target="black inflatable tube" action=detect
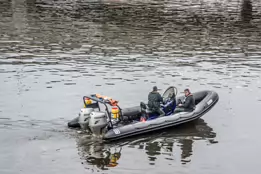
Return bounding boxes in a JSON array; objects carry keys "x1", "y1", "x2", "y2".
[
  {"x1": 103, "y1": 90, "x2": 219, "y2": 141},
  {"x1": 67, "y1": 116, "x2": 80, "y2": 128}
]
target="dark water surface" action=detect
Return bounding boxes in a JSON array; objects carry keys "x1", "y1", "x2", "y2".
[{"x1": 1, "y1": 0, "x2": 261, "y2": 173}]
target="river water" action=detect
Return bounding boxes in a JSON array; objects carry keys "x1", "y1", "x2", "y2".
[{"x1": 0, "y1": 0, "x2": 261, "y2": 173}]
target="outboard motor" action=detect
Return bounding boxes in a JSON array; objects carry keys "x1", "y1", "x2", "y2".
[
  {"x1": 88, "y1": 111, "x2": 108, "y2": 137},
  {"x1": 78, "y1": 108, "x2": 94, "y2": 130}
]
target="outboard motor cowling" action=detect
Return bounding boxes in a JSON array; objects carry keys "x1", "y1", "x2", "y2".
[
  {"x1": 78, "y1": 108, "x2": 94, "y2": 130},
  {"x1": 88, "y1": 111, "x2": 108, "y2": 137}
]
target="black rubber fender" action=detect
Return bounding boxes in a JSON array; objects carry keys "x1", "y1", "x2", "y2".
[{"x1": 68, "y1": 116, "x2": 80, "y2": 128}]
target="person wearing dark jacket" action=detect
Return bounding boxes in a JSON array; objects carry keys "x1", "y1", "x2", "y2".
[
  {"x1": 148, "y1": 86, "x2": 165, "y2": 117},
  {"x1": 175, "y1": 88, "x2": 195, "y2": 113}
]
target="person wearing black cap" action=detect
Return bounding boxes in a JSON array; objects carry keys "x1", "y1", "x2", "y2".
[
  {"x1": 148, "y1": 86, "x2": 165, "y2": 117},
  {"x1": 175, "y1": 88, "x2": 195, "y2": 113}
]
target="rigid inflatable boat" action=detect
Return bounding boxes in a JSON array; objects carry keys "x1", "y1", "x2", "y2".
[{"x1": 68, "y1": 86, "x2": 219, "y2": 141}]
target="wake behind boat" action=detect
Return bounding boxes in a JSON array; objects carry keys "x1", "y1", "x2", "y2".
[{"x1": 68, "y1": 86, "x2": 219, "y2": 141}]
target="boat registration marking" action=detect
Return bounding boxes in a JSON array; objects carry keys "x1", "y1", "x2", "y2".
[
  {"x1": 113, "y1": 128, "x2": 120, "y2": 134},
  {"x1": 207, "y1": 99, "x2": 213, "y2": 105}
]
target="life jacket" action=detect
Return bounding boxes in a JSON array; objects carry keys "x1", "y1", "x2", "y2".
[{"x1": 95, "y1": 94, "x2": 119, "y2": 106}]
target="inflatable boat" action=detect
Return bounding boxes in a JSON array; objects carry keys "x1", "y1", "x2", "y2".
[{"x1": 68, "y1": 86, "x2": 219, "y2": 141}]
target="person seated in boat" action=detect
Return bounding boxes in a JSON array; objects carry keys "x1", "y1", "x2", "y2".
[
  {"x1": 148, "y1": 86, "x2": 165, "y2": 117},
  {"x1": 175, "y1": 88, "x2": 195, "y2": 113}
]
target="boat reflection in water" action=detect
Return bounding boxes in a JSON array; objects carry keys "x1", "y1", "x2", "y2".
[
  {"x1": 77, "y1": 137, "x2": 123, "y2": 170},
  {"x1": 76, "y1": 118, "x2": 217, "y2": 170}
]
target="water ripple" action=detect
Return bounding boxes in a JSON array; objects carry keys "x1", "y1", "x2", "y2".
[{"x1": 1, "y1": 0, "x2": 261, "y2": 174}]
